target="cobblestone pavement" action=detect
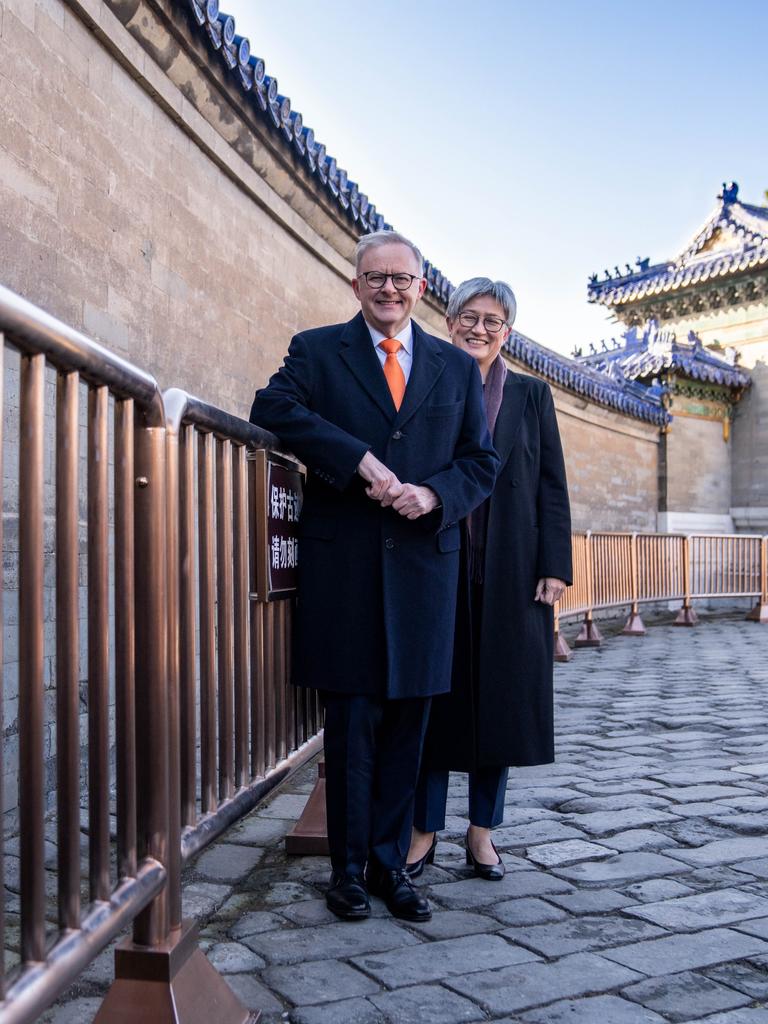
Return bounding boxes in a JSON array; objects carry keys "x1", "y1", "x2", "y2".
[{"x1": 45, "y1": 613, "x2": 768, "y2": 1023}]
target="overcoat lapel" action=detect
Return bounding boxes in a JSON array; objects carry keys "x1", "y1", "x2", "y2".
[
  {"x1": 493, "y1": 375, "x2": 531, "y2": 470},
  {"x1": 394, "y1": 322, "x2": 445, "y2": 428},
  {"x1": 339, "y1": 312, "x2": 396, "y2": 419}
]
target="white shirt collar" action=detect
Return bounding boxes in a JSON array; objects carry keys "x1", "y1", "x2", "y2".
[{"x1": 364, "y1": 319, "x2": 413, "y2": 355}]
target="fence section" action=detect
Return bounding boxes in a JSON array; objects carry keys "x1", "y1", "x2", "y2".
[
  {"x1": 556, "y1": 530, "x2": 768, "y2": 658},
  {"x1": 0, "y1": 284, "x2": 168, "y2": 1024}
]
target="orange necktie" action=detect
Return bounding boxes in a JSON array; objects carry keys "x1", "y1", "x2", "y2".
[{"x1": 379, "y1": 338, "x2": 406, "y2": 410}]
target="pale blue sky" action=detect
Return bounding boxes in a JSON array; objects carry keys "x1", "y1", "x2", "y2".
[{"x1": 219, "y1": 1, "x2": 767, "y2": 353}]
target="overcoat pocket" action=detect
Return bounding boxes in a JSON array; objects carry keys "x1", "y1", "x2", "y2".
[
  {"x1": 437, "y1": 526, "x2": 461, "y2": 552},
  {"x1": 426, "y1": 401, "x2": 463, "y2": 419}
]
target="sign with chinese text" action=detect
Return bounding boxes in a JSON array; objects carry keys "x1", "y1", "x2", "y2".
[{"x1": 249, "y1": 449, "x2": 305, "y2": 600}]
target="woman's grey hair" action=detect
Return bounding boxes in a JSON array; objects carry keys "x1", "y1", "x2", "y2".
[
  {"x1": 446, "y1": 277, "x2": 517, "y2": 326},
  {"x1": 355, "y1": 230, "x2": 424, "y2": 275}
]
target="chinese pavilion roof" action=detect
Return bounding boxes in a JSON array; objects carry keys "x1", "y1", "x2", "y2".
[
  {"x1": 504, "y1": 331, "x2": 670, "y2": 425},
  {"x1": 576, "y1": 321, "x2": 751, "y2": 392},
  {"x1": 587, "y1": 183, "x2": 768, "y2": 309},
  {"x1": 183, "y1": 0, "x2": 454, "y2": 304}
]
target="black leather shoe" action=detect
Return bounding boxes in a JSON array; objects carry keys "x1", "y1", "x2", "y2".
[
  {"x1": 326, "y1": 872, "x2": 371, "y2": 920},
  {"x1": 405, "y1": 832, "x2": 437, "y2": 879},
  {"x1": 466, "y1": 831, "x2": 505, "y2": 880},
  {"x1": 367, "y1": 866, "x2": 432, "y2": 921}
]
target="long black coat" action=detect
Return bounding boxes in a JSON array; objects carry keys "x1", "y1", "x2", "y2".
[
  {"x1": 249, "y1": 313, "x2": 499, "y2": 699},
  {"x1": 425, "y1": 372, "x2": 572, "y2": 769}
]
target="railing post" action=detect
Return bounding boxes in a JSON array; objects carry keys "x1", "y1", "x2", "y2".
[
  {"x1": 575, "y1": 530, "x2": 603, "y2": 646},
  {"x1": 622, "y1": 532, "x2": 646, "y2": 635},
  {"x1": 746, "y1": 535, "x2": 768, "y2": 623},
  {"x1": 553, "y1": 603, "x2": 572, "y2": 662},
  {"x1": 675, "y1": 534, "x2": 699, "y2": 626},
  {"x1": 95, "y1": 412, "x2": 256, "y2": 1023}
]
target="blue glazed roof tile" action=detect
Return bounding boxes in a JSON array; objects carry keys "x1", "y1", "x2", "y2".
[
  {"x1": 588, "y1": 183, "x2": 768, "y2": 307},
  {"x1": 504, "y1": 331, "x2": 669, "y2": 425},
  {"x1": 577, "y1": 321, "x2": 751, "y2": 392}
]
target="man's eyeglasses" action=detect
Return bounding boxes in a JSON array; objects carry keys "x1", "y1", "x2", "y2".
[
  {"x1": 358, "y1": 271, "x2": 422, "y2": 291},
  {"x1": 457, "y1": 312, "x2": 508, "y2": 334}
]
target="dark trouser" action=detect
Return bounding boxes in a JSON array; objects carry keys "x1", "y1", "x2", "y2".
[
  {"x1": 413, "y1": 765, "x2": 509, "y2": 832},
  {"x1": 321, "y1": 693, "x2": 431, "y2": 876}
]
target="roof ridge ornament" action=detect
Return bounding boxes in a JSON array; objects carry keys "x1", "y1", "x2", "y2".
[{"x1": 719, "y1": 181, "x2": 739, "y2": 204}]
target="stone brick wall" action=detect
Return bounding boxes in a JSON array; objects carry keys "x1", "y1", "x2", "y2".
[
  {"x1": 664, "y1": 414, "x2": 731, "y2": 517},
  {"x1": 641, "y1": 304, "x2": 768, "y2": 529},
  {"x1": 500, "y1": 364, "x2": 660, "y2": 532},
  {"x1": 732, "y1": 360, "x2": 768, "y2": 521}
]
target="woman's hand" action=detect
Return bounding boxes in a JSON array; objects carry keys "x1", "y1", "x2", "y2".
[{"x1": 534, "y1": 577, "x2": 567, "y2": 605}]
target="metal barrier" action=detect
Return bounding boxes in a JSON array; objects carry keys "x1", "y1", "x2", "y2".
[
  {"x1": 0, "y1": 284, "x2": 168, "y2": 1023},
  {"x1": 163, "y1": 389, "x2": 323, "y2": 876},
  {"x1": 0, "y1": 287, "x2": 322, "y2": 1024},
  {"x1": 555, "y1": 530, "x2": 768, "y2": 660}
]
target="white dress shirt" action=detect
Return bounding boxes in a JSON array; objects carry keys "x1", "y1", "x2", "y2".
[{"x1": 365, "y1": 320, "x2": 414, "y2": 384}]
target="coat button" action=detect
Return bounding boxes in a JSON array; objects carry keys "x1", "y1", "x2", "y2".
[
  {"x1": 511, "y1": 478, "x2": 519, "y2": 487},
  {"x1": 392, "y1": 430, "x2": 402, "y2": 440},
  {"x1": 385, "y1": 538, "x2": 394, "y2": 550}
]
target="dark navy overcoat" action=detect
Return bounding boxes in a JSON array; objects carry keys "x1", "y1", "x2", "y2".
[
  {"x1": 249, "y1": 312, "x2": 499, "y2": 699},
  {"x1": 425, "y1": 372, "x2": 573, "y2": 768}
]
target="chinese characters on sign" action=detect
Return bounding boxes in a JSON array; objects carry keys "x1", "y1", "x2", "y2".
[{"x1": 251, "y1": 450, "x2": 305, "y2": 600}]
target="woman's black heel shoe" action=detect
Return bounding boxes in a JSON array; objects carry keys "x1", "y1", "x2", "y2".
[
  {"x1": 405, "y1": 833, "x2": 437, "y2": 879},
  {"x1": 466, "y1": 831, "x2": 505, "y2": 880}
]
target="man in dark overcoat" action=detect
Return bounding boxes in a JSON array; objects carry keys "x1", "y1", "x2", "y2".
[{"x1": 249, "y1": 231, "x2": 498, "y2": 922}]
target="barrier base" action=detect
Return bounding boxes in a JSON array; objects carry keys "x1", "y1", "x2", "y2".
[
  {"x1": 574, "y1": 618, "x2": 603, "y2": 647},
  {"x1": 622, "y1": 611, "x2": 646, "y2": 636},
  {"x1": 286, "y1": 761, "x2": 329, "y2": 855},
  {"x1": 554, "y1": 631, "x2": 573, "y2": 662},
  {"x1": 674, "y1": 605, "x2": 699, "y2": 627},
  {"x1": 746, "y1": 601, "x2": 768, "y2": 623},
  {"x1": 94, "y1": 920, "x2": 257, "y2": 1024}
]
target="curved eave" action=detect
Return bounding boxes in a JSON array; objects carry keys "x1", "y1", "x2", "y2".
[
  {"x1": 504, "y1": 333, "x2": 669, "y2": 426},
  {"x1": 588, "y1": 245, "x2": 768, "y2": 307},
  {"x1": 581, "y1": 353, "x2": 750, "y2": 391}
]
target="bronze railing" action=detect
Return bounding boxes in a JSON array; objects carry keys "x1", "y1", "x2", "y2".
[
  {"x1": 0, "y1": 286, "x2": 322, "y2": 1024},
  {"x1": 0, "y1": 284, "x2": 168, "y2": 1023},
  {"x1": 555, "y1": 530, "x2": 768, "y2": 658}
]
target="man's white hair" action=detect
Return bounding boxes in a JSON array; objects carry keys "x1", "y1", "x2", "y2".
[{"x1": 355, "y1": 230, "x2": 424, "y2": 275}]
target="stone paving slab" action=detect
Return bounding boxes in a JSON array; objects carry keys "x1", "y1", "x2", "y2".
[
  {"x1": 446, "y1": 951, "x2": 644, "y2": 1014},
  {"x1": 621, "y1": 969, "x2": 753, "y2": 1021},
  {"x1": 41, "y1": 615, "x2": 768, "y2": 1024},
  {"x1": 624, "y1": 888, "x2": 768, "y2": 931},
  {"x1": 351, "y1": 932, "x2": 539, "y2": 988},
  {"x1": 601, "y1": 927, "x2": 768, "y2": 975},
  {"x1": 501, "y1": 913, "x2": 667, "y2": 958},
  {"x1": 518, "y1": 993, "x2": 669, "y2": 1022},
  {"x1": 368, "y1": 983, "x2": 484, "y2": 1023}
]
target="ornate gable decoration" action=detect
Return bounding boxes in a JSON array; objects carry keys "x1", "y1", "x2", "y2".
[
  {"x1": 576, "y1": 320, "x2": 751, "y2": 394},
  {"x1": 587, "y1": 183, "x2": 768, "y2": 310},
  {"x1": 184, "y1": 0, "x2": 454, "y2": 304}
]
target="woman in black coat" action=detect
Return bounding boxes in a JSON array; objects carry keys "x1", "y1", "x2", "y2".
[{"x1": 407, "y1": 278, "x2": 572, "y2": 879}]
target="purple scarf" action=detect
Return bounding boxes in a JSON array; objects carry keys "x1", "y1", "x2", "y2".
[{"x1": 468, "y1": 355, "x2": 507, "y2": 583}]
